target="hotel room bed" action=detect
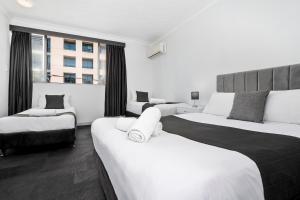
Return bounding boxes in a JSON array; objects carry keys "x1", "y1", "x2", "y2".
[
  {"x1": 92, "y1": 113, "x2": 300, "y2": 200},
  {"x1": 0, "y1": 107, "x2": 76, "y2": 155},
  {"x1": 126, "y1": 101, "x2": 188, "y2": 117},
  {"x1": 92, "y1": 64, "x2": 300, "y2": 200}
]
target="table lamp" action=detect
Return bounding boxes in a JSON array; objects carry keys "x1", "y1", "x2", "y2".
[{"x1": 191, "y1": 91, "x2": 199, "y2": 107}]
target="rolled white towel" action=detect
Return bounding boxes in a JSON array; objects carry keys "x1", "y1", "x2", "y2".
[
  {"x1": 152, "y1": 122, "x2": 163, "y2": 137},
  {"x1": 128, "y1": 107, "x2": 161, "y2": 143},
  {"x1": 116, "y1": 117, "x2": 137, "y2": 132},
  {"x1": 149, "y1": 98, "x2": 166, "y2": 104}
]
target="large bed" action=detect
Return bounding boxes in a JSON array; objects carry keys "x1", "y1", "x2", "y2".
[
  {"x1": 92, "y1": 64, "x2": 300, "y2": 200},
  {"x1": 0, "y1": 107, "x2": 76, "y2": 156}
]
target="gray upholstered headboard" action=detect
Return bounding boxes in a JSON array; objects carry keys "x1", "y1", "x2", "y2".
[{"x1": 217, "y1": 64, "x2": 300, "y2": 92}]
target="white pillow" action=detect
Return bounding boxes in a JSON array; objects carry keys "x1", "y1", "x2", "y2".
[
  {"x1": 38, "y1": 93, "x2": 71, "y2": 109},
  {"x1": 203, "y1": 92, "x2": 235, "y2": 116},
  {"x1": 264, "y1": 89, "x2": 300, "y2": 124},
  {"x1": 149, "y1": 98, "x2": 166, "y2": 104},
  {"x1": 131, "y1": 90, "x2": 137, "y2": 102}
]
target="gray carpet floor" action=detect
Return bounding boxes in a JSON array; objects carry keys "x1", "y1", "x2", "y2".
[{"x1": 0, "y1": 126, "x2": 106, "y2": 200}]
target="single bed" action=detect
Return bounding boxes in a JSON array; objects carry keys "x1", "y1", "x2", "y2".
[
  {"x1": 0, "y1": 107, "x2": 77, "y2": 156},
  {"x1": 126, "y1": 101, "x2": 188, "y2": 117}
]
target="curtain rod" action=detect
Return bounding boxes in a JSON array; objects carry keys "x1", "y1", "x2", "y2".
[{"x1": 9, "y1": 25, "x2": 126, "y2": 47}]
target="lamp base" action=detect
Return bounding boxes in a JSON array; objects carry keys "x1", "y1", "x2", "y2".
[{"x1": 192, "y1": 100, "x2": 198, "y2": 108}]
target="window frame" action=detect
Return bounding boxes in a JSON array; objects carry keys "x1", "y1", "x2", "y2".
[
  {"x1": 82, "y1": 42, "x2": 93, "y2": 53},
  {"x1": 64, "y1": 73, "x2": 76, "y2": 84},
  {"x1": 82, "y1": 74, "x2": 93, "y2": 84},
  {"x1": 64, "y1": 56, "x2": 76, "y2": 68},
  {"x1": 64, "y1": 39, "x2": 76, "y2": 51},
  {"x1": 82, "y1": 58, "x2": 93, "y2": 69}
]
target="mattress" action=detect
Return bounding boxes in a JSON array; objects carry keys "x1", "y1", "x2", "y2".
[
  {"x1": 91, "y1": 113, "x2": 300, "y2": 200},
  {"x1": 0, "y1": 107, "x2": 76, "y2": 134},
  {"x1": 126, "y1": 101, "x2": 188, "y2": 116}
]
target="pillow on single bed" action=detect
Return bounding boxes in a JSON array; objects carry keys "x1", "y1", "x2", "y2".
[
  {"x1": 45, "y1": 95, "x2": 65, "y2": 109},
  {"x1": 264, "y1": 89, "x2": 300, "y2": 124},
  {"x1": 203, "y1": 92, "x2": 235, "y2": 116},
  {"x1": 227, "y1": 91, "x2": 269, "y2": 123},
  {"x1": 136, "y1": 91, "x2": 149, "y2": 102},
  {"x1": 38, "y1": 93, "x2": 71, "y2": 109}
]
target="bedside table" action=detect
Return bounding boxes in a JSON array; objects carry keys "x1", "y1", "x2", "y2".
[{"x1": 176, "y1": 105, "x2": 204, "y2": 114}]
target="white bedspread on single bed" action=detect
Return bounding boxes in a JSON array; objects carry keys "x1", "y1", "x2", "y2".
[
  {"x1": 91, "y1": 113, "x2": 300, "y2": 200},
  {"x1": 126, "y1": 101, "x2": 188, "y2": 116},
  {"x1": 0, "y1": 107, "x2": 76, "y2": 133}
]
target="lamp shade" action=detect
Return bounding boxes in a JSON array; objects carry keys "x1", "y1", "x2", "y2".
[{"x1": 191, "y1": 91, "x2": 199, "y2": 100}]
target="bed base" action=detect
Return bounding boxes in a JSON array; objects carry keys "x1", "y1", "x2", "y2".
[
  {"x1": 0, "y1": 128, "x2": 76, "y2": 156},
  {"x1": 93, "y1": 150, "x2": 118, "y2": 200}
]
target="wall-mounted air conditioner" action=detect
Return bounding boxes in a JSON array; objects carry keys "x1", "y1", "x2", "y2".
[{"x1": 147, "y1": 43, "x2": 167, "y2": 58}]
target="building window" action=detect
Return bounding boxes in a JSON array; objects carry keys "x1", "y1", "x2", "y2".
[
  {"x1": 82, "y1": 58, "x2": 93, "y2": 69},
  {"x1": 64, "y1": 73, "x2": 76, "y2": 84},
  {"x1": 82, "y1": 42, "x2": 93, "y2": 53},
  {"x1": 64, "y1": 39, "x2": 76, "y2": 51},
  {"x1": 82, "y1": 74, "x2": 93, "y2": 84},
  {"x1": 64, "y1": 56, "x2": 76, "y2": 67},
  {"x1": 47, "y1": 38, "x2": 51, "y2": 52}
]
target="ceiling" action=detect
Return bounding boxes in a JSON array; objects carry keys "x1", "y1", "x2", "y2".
[{"x1": 0, "y1": 0, "x2": 215, "y2": 42}]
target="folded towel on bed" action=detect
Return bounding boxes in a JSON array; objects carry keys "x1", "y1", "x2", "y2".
[
  {"x1": 149, "y1": 98, "x2": 166, "y2": 104},
  {"x1": 152, "y1": 122, "x2": 163, "y2": 137},
  {"x1": 116, "y1": 117, "x2": 137, "y2": 132},
  {"x1": 116, "y1": 117, "x2": 163, "y2": 136},
  {"x1": 127, "y1": 107, "x2": 161, "y2": 143}
]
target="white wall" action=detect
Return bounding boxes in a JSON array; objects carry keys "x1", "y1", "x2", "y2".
[
  {"x1": 0, "y1": 8, "x2": 9, "y2": 117},
  {"x1": 153, "y1": 0, "x2": 300, "y2": 106},
  {"x1": 7, "y1": 18, "x2": 154, "y2": 124}
]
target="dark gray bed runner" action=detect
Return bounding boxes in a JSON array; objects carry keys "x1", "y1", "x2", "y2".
[
  {"x1": 142, "y1": 102, "x2": 181, "y2": 112},
  {"x1": 161, "y1": 115, "x2": 300, "y2": 200}
]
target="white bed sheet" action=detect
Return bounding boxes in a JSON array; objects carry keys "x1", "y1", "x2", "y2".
[
  {"x1": 0, "y1": 107, "x2": 76, "y2": 133},
  {"x1": 126, "y1": 101, "x2": 188, "y2": 116},
  {"x1": 91, "y1": 113, "x2": 300, "y2": 200}
]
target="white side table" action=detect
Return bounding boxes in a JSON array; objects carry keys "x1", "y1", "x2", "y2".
[{"x1": 176, "y1": 105, "x2": 204, "y2": 114}]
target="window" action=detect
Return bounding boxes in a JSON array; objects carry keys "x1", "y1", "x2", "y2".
[
  {"x1": 32, "y1": 34, "x2": 46, "y2": 82},
  {"x1": 47, "y1": 38, "x2": 51, "y2": 52},
  {"x1": 31, "y1": 35, "x2": 105, "y2": 85},
  {"x1": 82, "y1": 58, "x2": 93, "y2": 69},
  {"x1": 64, "y1": 39, "x2": 76, "y2": 51},
  {"x1": 64, "y1": 73, "x2": 76, "y2": 83},
  {"x1": 64, "y1": 56, "x2": 76, "y2": 67},
  {"x1": 82, "y1": 74, "x2": 93, "y2": 84},
  {"x1": 82, "y1": 42, "x2": 93, "y2": 53},
  {"x1": 47, "y1": 55, "x2": 51, "y2": 70}
]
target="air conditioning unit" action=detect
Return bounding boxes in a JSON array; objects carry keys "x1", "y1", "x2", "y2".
[{"x1": 147, "y1": 43, "x2": 167, "y2": 58}]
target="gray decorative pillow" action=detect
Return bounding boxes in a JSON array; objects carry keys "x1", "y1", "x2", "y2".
[
  {"x1": 227, "y1": 91, "x2": 269, "y2": 123},
  {"x1": 45, "y1": 95, "x2": 65, "y2": 109},
  {"x1": 136, "y1": 91, "x2": 149, "y2": 102}
]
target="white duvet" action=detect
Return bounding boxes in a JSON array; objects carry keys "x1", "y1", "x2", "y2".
[
  {"x1": 0, "y1": 107, "x2": 76, "y2": 133},
  {"x1": 126, "y1": 101, "x2": 188, "y2": 116},
  {"x1": 92, "y1": 113, "x2": 300, "y2": 200}
]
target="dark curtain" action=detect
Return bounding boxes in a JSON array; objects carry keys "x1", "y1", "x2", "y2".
[
  {"x1": 105, "y1": 45, "x2": 127, "y2": 116},
  {"x1": 8, "y1": 31, "x2": 32, "y2": 115}
]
